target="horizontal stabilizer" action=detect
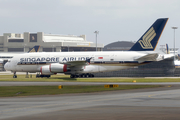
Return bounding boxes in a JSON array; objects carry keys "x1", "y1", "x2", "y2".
[{"x1": 134, "y1": 53, "x2": 158, "y2": 63}]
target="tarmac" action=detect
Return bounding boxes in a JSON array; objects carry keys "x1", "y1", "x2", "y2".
[{"x1": 0, "y1": 84, "x2": 180, "y2": 120}]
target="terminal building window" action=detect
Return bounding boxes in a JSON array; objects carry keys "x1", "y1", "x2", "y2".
[
  {"x1": 8, "y1": 39, "x2": 24, "y2": 42},
  {"x1": 8, "y1": 48, "x2": 24, "y2": 52}
]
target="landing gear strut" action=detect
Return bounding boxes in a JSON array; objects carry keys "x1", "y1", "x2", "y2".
[
  {"x1": 13, "y1": 72, "x2": 17, "y2": 78},
  {"x1": 25, "y1": 72, "x2": 29, "y2": 78}
]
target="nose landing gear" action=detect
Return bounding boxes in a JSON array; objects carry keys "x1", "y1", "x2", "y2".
[{"x1": 13, "y1": 72, "x2": 17, "y2": 78}]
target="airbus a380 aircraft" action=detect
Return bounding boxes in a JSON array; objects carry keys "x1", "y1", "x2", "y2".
[{"x1": 5, "y1": 18, "x2": 169, "y2": 78}]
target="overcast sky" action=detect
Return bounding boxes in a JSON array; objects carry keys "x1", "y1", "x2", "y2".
[{"x1": 0, "y1": 0, "x2": 180, "y2": 51}]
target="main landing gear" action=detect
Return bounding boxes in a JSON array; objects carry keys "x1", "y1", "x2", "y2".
[
  {"x1": 36, "y1": 73, "x2": 51, "y2": 78},
  {"x1": 70, "y1": 73, "x2": 94, "y2": 78},
  {"x1": 25, "y1": 72, "x2": 29, "y2": 78},
  {"x1": 13, "y1": 72, "x2": 17, "y2": 78}
]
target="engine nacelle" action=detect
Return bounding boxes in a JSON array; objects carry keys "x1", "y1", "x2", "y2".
[
  {"x1": 40, "y1": 64, "x2": 67, "y2": 75},
  {"x1": 50, "y1": 63, "x2": 67, "y2": 73},
  {"x1": 40, "y1": 65, "x2": 55, "y2": 75}
]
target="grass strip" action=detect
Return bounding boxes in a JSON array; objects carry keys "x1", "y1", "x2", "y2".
[
  {"x1": 0, "y1": 74, "x2": 180, "y2": 82},
  {"x1": 0, "y1": 85, "x2": 161, "y2": 97}
]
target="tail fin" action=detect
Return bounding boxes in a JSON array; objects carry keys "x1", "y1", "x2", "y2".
[
  {"x1": 166, "y1": 44, "x2": 170, "y2": 54},
  {"x1": 129, "y1": 18, "x2": 168, "y2": 51},
  {"x1": 28, "y1": 45, "x2": 40, "y2": 53}
]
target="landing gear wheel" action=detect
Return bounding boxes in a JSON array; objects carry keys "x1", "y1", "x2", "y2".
[
  {"x1": 13, "y1": 72, "x2": 17, "y2": 78},
  {"x1": 70, "y1": 74, "x2": 75, "y2": 78},
  {"x1": 36, "y1": 74, "x2": 40, "y2": 78},
  {"x1": 89, "y1": 74, "x2": 94, "y2": 78},
  {"x1": 75, "y1": 75, "x2": 79, "y2": 78},
  {"x1": 13, "y1": 75, "x2": 17, "y2": 78},
  {"x1": 82, "y1": 74, "x2": 85, "y2": 78},
  {"x1": 79, "y1": 74, "x2": 83, "y2": 78}
]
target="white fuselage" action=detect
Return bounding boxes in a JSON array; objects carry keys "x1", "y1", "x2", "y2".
[{"x1": 4, "y1": 51, "x2": 155, "y2": 74}]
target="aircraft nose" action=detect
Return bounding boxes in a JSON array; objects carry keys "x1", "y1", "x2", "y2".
[{"x1": 4, "y1": 62, "x2": 9, "y2": 71}]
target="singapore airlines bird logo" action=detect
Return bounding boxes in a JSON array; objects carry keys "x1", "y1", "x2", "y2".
[{"x1": 139, "y1": 27, "x2": 156, "y2": 49}]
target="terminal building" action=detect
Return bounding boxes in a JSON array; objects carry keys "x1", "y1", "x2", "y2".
[
  {"x1": 103, "y1": 41, "x2": 135, "y2": 51},
  {"x1": 0, "y1": 32, "x2": 104, "y2": 52}
]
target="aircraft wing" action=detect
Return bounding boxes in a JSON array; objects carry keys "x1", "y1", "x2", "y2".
[
  {"x1": 134, "y1": 53, "x2": 158, "y2": 63},
  {"x1": 59, "y1": 58, "x2": 92, "y2": 68}
]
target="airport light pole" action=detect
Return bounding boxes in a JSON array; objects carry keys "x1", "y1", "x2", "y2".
[
  {"x1": 172, "y1": 27, "x2": 178, "y2": 61},
  {"x1": 94, "y1": 31, "x2": 99, "y2": 51}
]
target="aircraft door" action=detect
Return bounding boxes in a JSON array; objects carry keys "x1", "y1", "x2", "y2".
[
  {"x1": 110, "y1": 54, "x2": 114, "y2": 62},
  {"x1": 14, "y1": 60, "x2": 21, "y2": 71}
]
